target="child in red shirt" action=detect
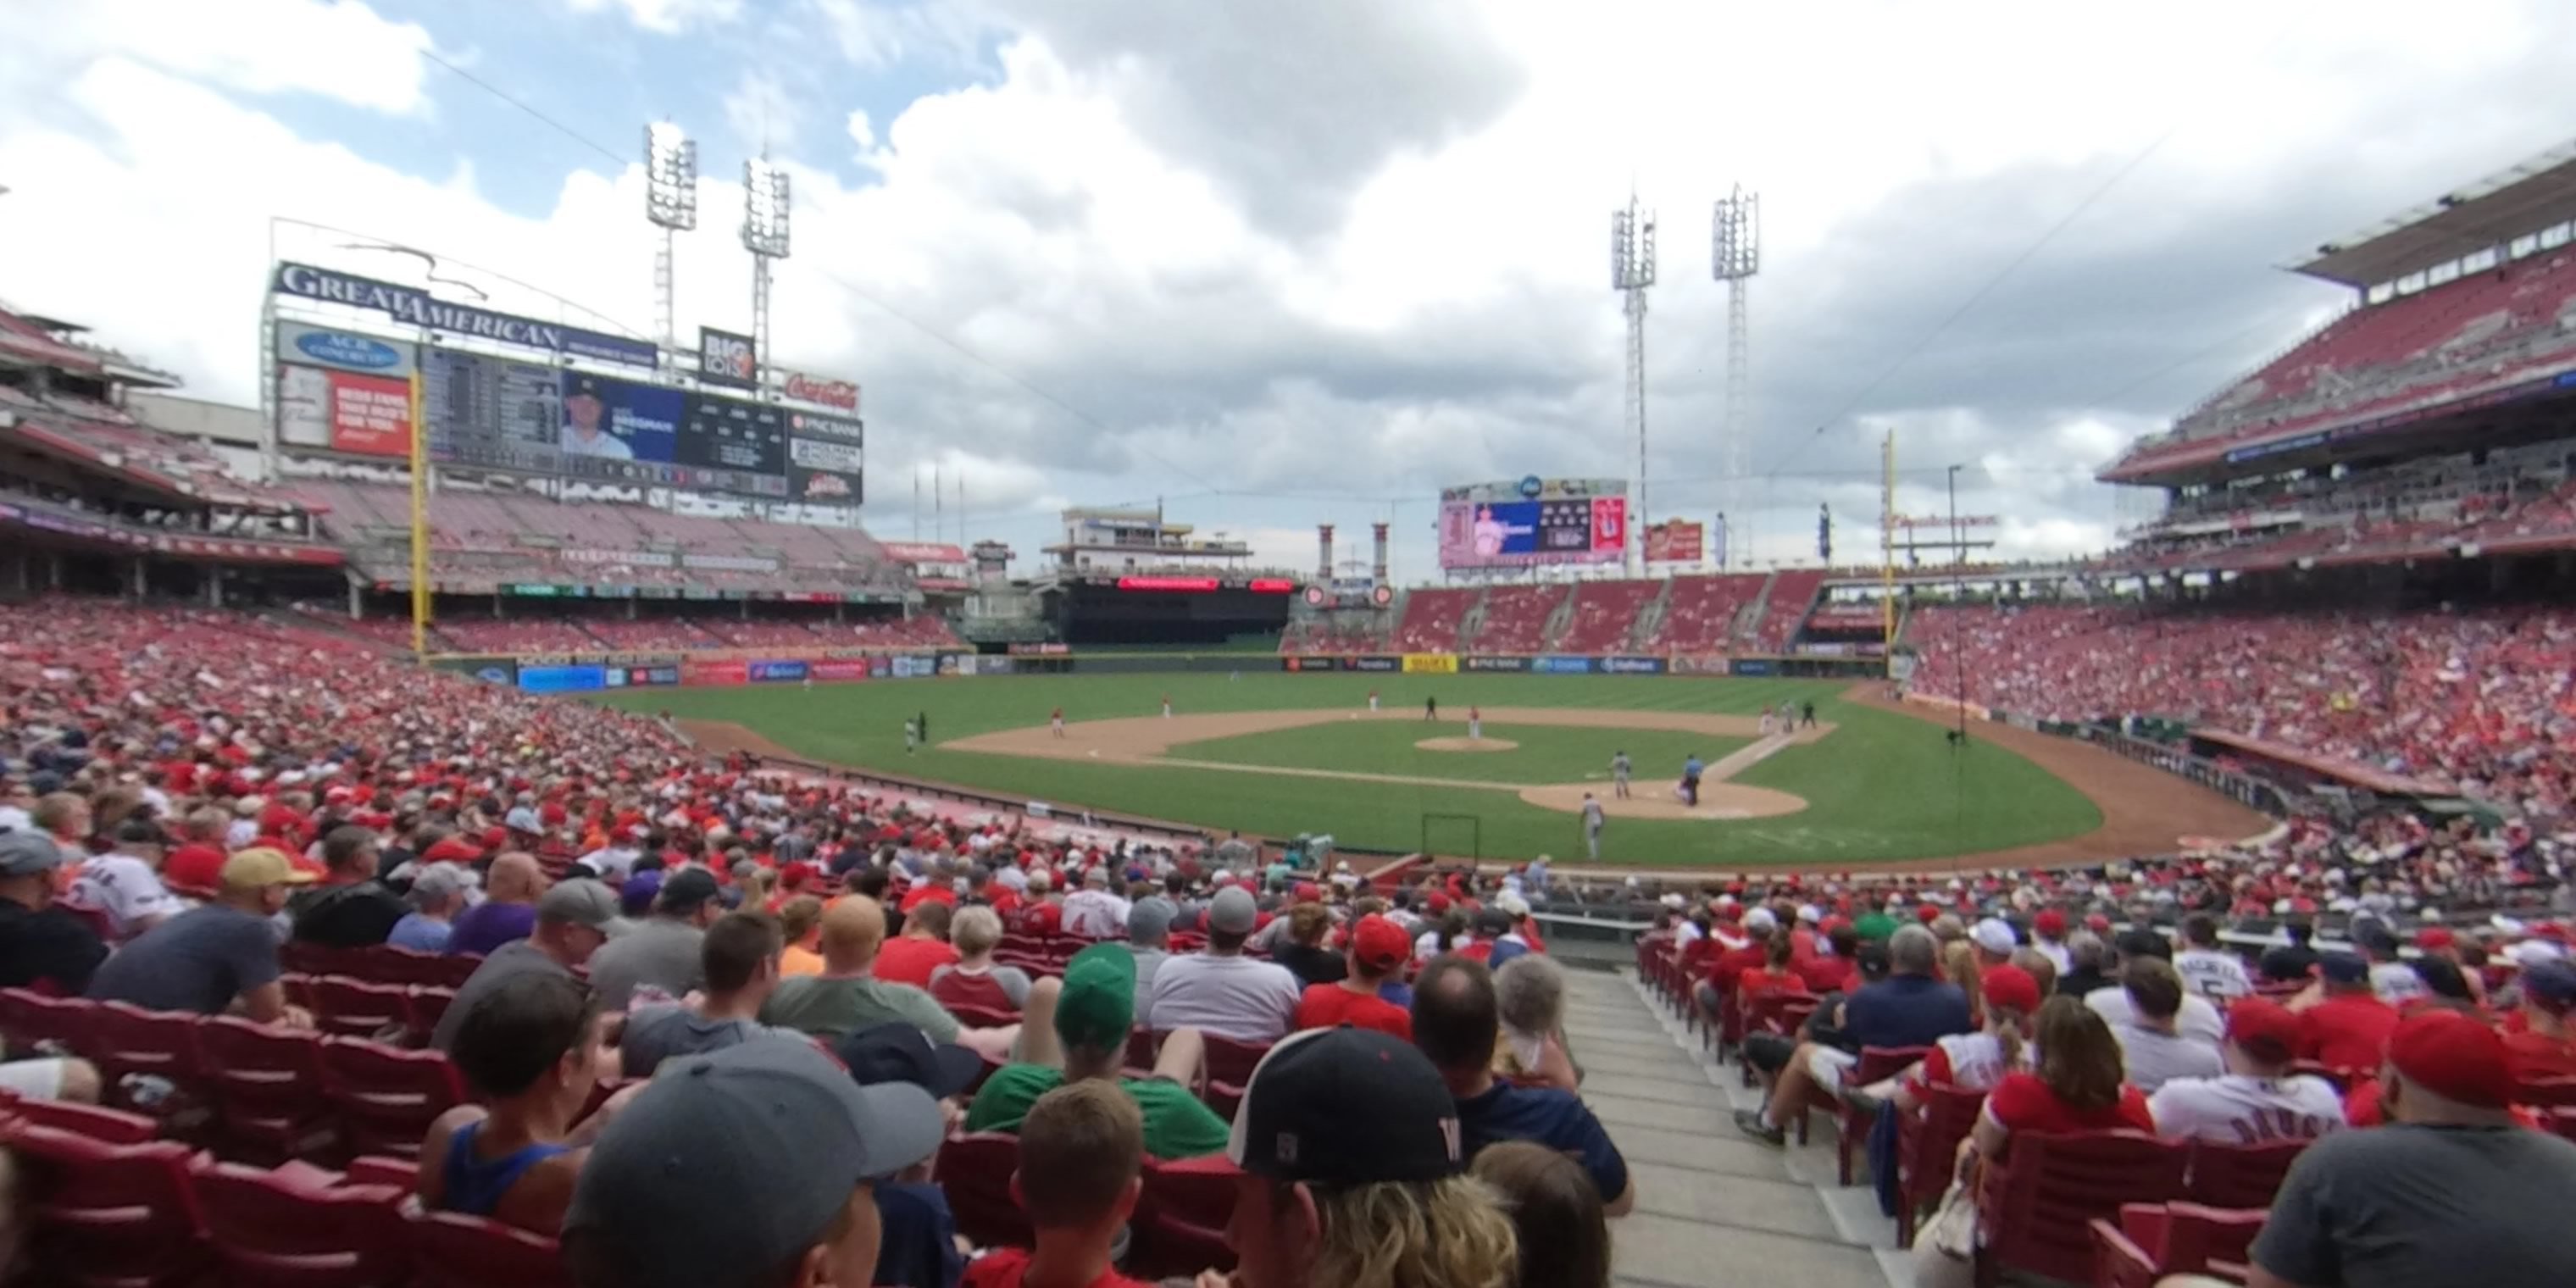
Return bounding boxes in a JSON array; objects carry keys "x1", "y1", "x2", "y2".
[{"x1": 963, "y1": 1081, "x2": 1154, "y2": 1288}]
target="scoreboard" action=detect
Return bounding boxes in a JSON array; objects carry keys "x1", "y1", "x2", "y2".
[
  {"x1": 1436, "y1": 477, "x2": 1629, "y2": 569},
  {"x1": 421, "y1": 347, "x2": 799, "y2": 498}
]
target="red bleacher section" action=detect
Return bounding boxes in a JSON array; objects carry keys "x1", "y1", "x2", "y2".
[
  {"x1": 1646, "y1": 574, "x2": 1763, "y2": 652},
  {"x1": 1553, "y1": 580, "x2": 1658, "y2": 653},
  {"x1": 1749, "y1": 569, "x2": 1825, "y2": 652},
  {"x1": 1389, "y1": 587, "x2": 1475, "y2": 652},
  {"x1": 1470, "y1": 584, "x2": 1563, "y2": 653}
]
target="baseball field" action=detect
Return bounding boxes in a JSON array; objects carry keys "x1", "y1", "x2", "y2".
[{"x1": 591, "y1": 671, "x2": 2269, "y2": 870}]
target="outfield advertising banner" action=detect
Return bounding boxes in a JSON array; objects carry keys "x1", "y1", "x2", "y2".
[
  {"x1": 517, "y1": 663, "x2": 607, "y2": 693},
  {"x1": 611, "y1": 664, "x2": 680, "y2": 686},
  {"x1": 1533, "y1": 657, "x2": 1596, "y2": 675},
  {"x1": 683, "y1": 658, "x2": 752, "y2": 686},
  {"x1": 749, "y1": 660, "x2": 808, "y2": 682},
  {"x1": 1282, "y1": 657, "x2": 1341, "y2": 672},
  {"x1": 1668, "y1": 654, "x2": 1732, "y2": 675},
  {"x1": 1402, "y1": 653, "x2": 1460, "y2": 675},
  {"x1": 1347, "y1": 657, "x2": 1401, "y2": 673},
  {"x1": 1463, "y1": 656, "x2": 1530, "y2": 673},
  {"x1": 277, "y1": 363, "x2": 414, "y2": 458},
  {"x1": 1730, "y1": 658, "x2": 1778, "y2": 677},
  {"x1": 428, "y1": 655, "x2": 518, "y2": 685},
  {"x1": 888, "y1": 655, "x2": 938, "y2": 679},
  {"x1": 809, "y1": 659, "x2": 872, "y2": 681},
  {"x1": 274, "y1": 262, "x2": 658, "y2": 369},
  {"x1": 1600, "y1": 656, "x2": 1666, "y2": 675}
]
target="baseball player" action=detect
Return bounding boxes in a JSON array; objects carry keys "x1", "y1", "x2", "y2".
[
  {"x1": 1161, "y1": 693, "x2": 1173, "y2": 719},
  {"x1": 1368, "y1": 689, "x2": 1380, "y2": 713},
  {"x1": 1581, "y1": 792, "x2": 1606, "y2": 860},
  {"x1": 1051, "y1": 707, "x2": 1065, "y2": 738},
  {"x1": 1468, "y1": 706, "x2": 1482, "y2": 741},
  {"x1": 903, "y1": 719, "x2": 919, "y2": 754},
  {"x1": 1611, "y1": 750, "x2": 1631, "y2": 799}
]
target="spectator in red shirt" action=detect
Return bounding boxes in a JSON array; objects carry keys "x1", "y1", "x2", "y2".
[
  {"x1": 1796, "y1": 923, "x2": 1861, "y2": 995},
  {"x1": 1738, "y1": 934, "x2": 1810, "y2": 1008},
  {"x1": 2298, "y1": 952, "x2": 2401, "y2": 1076},
  {"x1": 1963, "y1": 996, "x2": 2152, "y2": 1164},
  {"x1": 1692, "y1": 908, "x2": 1774, "y2": 1024},
  {"x1": 963, "y1": 1081, "x2": 1154, "y2": 1288},
  {"x1": 1020, "y1": 871, "x2": 1063, "y2": 935},
  {"x1": 897, "y1": 858, "x2": 958, "y2": 914},
  {"x1": 1295, "y1": 913, "x2": 1414, "y2": 1039},
  {"x1": 161, "y1": 805, "x2": 231, "y2": 897},
  {"x1": 2503, "y1": 960, "x2": 2576, "y2": 1080},
  {"x1": 872, "y1": 902, "x2": 960, "y2": 989}
]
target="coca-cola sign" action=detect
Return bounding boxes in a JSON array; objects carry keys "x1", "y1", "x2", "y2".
[{"x1": 784, "y1": 372, "x2": 859, "y2": 410}]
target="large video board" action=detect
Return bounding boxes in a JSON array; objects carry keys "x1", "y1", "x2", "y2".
[
  {"x1": 421, "y1": 347, "x2": 804, "y2": 497},
  {"x1": 1436, "y1": 477, "x2": 1628, "y2": 569}
]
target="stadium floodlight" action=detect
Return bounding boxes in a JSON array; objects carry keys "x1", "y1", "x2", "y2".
[
  {"x1": 742, "y1": 156, "x2": 791, "y2": 405},
  {"x1": 1713, "y1": 185, "x2": 1760, "y2": 569},
  {"x1": 1612, "y1": 194, "x2": 1657, "y2": 576},
  {"x1": 643, "y1": 122, "x2": 698, "y2": 355}
]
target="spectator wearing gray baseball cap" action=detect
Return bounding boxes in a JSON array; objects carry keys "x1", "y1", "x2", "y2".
[
  {"x1": 432, "y1": 878, "x2": 629, "y2": 1052},
  {"x1": 0, "y1": 830, "x2": 108, "y2": 997},
  {"x1": 1144, "y1": 886, "x2": 1301, "y2": 1045},
  {"x1": 562, "y1": 1035, "x2": 944, "y2": 1288}
]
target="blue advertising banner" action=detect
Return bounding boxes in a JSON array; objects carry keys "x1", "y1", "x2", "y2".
[
  {"x1": 274, "y1": 262, "x2": 658, "y2": 369},
  {"x1": 1730, "y1": 658, "x2": 1778, "y2": 677},
  {"x1": 1532, "y1": 657, "x2": 1596, "y2": 674},
  {"x1": 1463, "y1": 656, "x2": 1530, "y2": 672},
  {"x1": 517, "y1": 663, "x2": 608, "y2": 693},
  {"x1": 1600, "y1": 656, "x2": 1666, "y2": 675},
  {"x1": 749, "y1": 659, "x2": 808, "y2": 682}
]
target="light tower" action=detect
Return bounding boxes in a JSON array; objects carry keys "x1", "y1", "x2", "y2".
[
  {"x1": 741, "y1": 155, "x2": 791, "y2": 393},
  {"x1": 1713, "y1": 185, "x2": 1759, "y2": 569},
  {"x1": 642, "y1": 122, "x2": 698, "y2": 357},
  {"x1": 1611, "y1": 193, "x2": 1657, "y2": 575}
]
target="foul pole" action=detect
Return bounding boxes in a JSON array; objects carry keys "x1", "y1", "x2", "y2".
[
  {"x1": 408, "y1": 369, "x2": 430, "y2": 658},
  {"x1": 1880, "y1": 426, "x2": 1896, "y2": 672}
]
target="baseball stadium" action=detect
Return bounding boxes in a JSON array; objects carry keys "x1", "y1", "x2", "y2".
[{"x1": 6, "y1": 19, "x2": 2576, "y2": 1288}]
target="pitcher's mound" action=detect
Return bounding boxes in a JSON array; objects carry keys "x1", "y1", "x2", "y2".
[
  {"x1": 1518, "y1": 780, "x2": 1808, "y2": 820},
  {"x1": 1417, "y1": 736, "x2": 1518, "y2": 752}
]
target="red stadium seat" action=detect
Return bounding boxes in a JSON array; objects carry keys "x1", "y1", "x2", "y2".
[
  {"x1": 945, "y1": 1001, "x2": 1019, "y2": 1030},
  {"x1": 2513, "y1": 1075, "x2": 2576, "y2": 1108},
  {"x1": 0, "y1": 1090, "x2": 160, "y2": 1145},
  {"x1": 935, "y1": 1132, "x2": 1035, "y2": 1251},
  {"x1": 2184, "y1": 1138, "x2": 2309, "y2": 1208},
  {"x1": 190, "y1": 1158, "x2": 410, "y2": 1288},
  {"x1": 404, "y1": 1208, "x2": 572, "y2": 1288},
  {"x1": 1132, "y1": 1153, "x2": 1241, "y2": 1278},
  {"x1": 317, "y1": 1038, "x2": 466, "y2": 1159},
  {"x1": 197, "y1": 1016, "x2": 339, "y2": 1163},
  {"x1": 341, "y1": 1155, "x2": 419, "y2": 1190},
  {"x1": 85, "y1": 1002, "x2": 213, "y2": 1127},
  {"x1": 1196, "y1": 1032, "x2": 1270, "y2": 1089},
  {"x1": 0, "y1": 987, "x2": 96, "y2": 1053},
  {"x1": 405, "y1": 988, "x2": 458, "y2": 1041},
  {"x1": 2088, "y1": 1201, "x2": 2268, "y2": 1288},
  {"x1": 1974, "y1": 1131, "x2": 2190, "y2": 1286},
  {"x1": 313, "y1": 978, "x2": 416, "y2": 1044},
  {"x1": 4, "y1": 1122, "x2": 212, "y2": 1288},
  {"x1": 1895, "y1": 1083, "x2": 1986, "y2": 1249},
  {"x1": 1813, "y1": 1046, "x2": 1930, "y2": 1185}
]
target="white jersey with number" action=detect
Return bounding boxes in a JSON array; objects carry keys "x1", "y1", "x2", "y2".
[
  {"x1": 2147, "y1": 1074, "x2": 2345, "y2": 1145},
  {"x1": 2174, "y1": 947, "x2": 2254, "y2": 999}
]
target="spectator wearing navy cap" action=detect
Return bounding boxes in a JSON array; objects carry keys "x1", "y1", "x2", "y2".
[
  {"x1": 1413, "y1": 955, "x2": 1632, "y2": 1217},
  {"x1": 838, "y1": 1024, "x2": 981, "y2": 1288},
  {"x1": 2296, "y1": 952, "x2": 2400, "y2": 1075},
  {"x1": 1223, "y1": 1026, "x2": 1519, "y2": 1288},
  {"x1": 563, "y1": 1036, "x2": 945, "y2": 1288},
  {"x1": 2249, "y1": 1011, "x2": 2576, "y2": 1288}
]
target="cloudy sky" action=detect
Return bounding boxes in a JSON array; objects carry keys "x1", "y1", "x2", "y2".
[{"x1": 4, "y1": 0, "x2": 2573, "y2": 580}]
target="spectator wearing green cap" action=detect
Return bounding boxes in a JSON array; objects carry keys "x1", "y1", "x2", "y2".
[{"x1": 962, "y1": 942, "x2": 1229, "y2": 1160}]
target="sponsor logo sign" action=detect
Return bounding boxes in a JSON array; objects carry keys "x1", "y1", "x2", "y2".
[
  {"x1": 1600, "y1": 656, "x2": 1665, "y2": 675},
  {"x1": 516, "y1": 663, "x2": 606, "y2": 693},
  {"x1": 1668, "y1": 653, "x2": 1731, "y2": 675},
  {"x1": 1532, "y1": 656, "x2": 1596, "y2": 674},
  {"x1": 808, "y1": 659, "x2": 872, "y2": 681},
  {"x1": 783, "y1": 372, "x2": 860, "y2": 409},
  {"x1": 748, "y1": 659, "x2": 808, "y2": 682},
  {"x1": 1463, "y1": 656, "x2": 1530, "y2": 673},
  {"x1": 681, "y1": 658, "x2": 751, "y2": 686},
  {"x1": 1402, "y1": 653, "x2": 1459, "y2": 675},
  {"x1": 278, "y1": 321, "x2": 414, "y2": 375},
  {"x1": 1729, "y1": 658, "x2": 1777, "y2": 677},
  {"x1": 1348, "y1": 656, "x2": 1401, "y2": 673},
  {"x1": 1282, "y1": 656, "x2": 1341, "y2": 672},
  {"x1": 273, "y1": 262, "x2": 656, "y2": 368},
  {"x1": 276, "y1": 364, "x2": 413, "y2": 458},
  {"x1": 698, "y1": 326, "x2": 758, "y2": 389},
  {"x1": 889, "y1": 655, "x2": 937, "y2": 679}
]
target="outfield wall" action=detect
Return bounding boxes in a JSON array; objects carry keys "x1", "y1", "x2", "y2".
[{"x1": 431, "y1": 646, "x2": 1888, "y2": 692}]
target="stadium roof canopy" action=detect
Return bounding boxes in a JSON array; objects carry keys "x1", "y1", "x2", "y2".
[{"x1": 2289, "y1": 137, "x2": 2576, "y2": 289}]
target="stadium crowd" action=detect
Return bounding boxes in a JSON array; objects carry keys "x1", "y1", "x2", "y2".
[
  {"x1": 3, "y1": 592, "x2": 2576, "y2": 1286},
  {"x1": 1907, "y1": 602, "x2": 2576, "y2": 825}
]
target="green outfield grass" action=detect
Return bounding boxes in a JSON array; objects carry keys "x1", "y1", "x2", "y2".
[
  {"x1": 591, "y1": 672, "x2": 2101, "y2": 867},
  {"x1": 1163, "y1": 719, "x2": 1751, "y2": 786}
]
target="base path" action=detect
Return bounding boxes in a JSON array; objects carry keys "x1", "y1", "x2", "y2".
[{"x1": 942, "y1": 707, "x2": 1829, "y2": 821}]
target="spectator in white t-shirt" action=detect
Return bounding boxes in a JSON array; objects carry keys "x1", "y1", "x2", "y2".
[
  {"x1": 1058, "y1": 867, "x2": 1132, "y2": 940},
  {"x1": 1143, "y1": 886, "x2": 1299, "y2": 1044},
  {"x1": 2173, "y1": 913, "x2": 2253, "y2": 1001},
  {"x1": 2107, "y1": 958, "x2": 2224, "y2": 1093},
  {"x1": 65, "y1": 818, "x2": 184, "y2": 942},
  {"x1": 2149, "y1": 997, "x2": 2344, "y2": 1145},
  {"x1": 2087, "y1": 929, "x2": 2224, "y2": 1046}
]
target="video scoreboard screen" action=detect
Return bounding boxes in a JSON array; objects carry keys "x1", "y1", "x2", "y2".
[
  {"x1": 421, "y1": 347, "x2": 799, "y2": 497},
  {"x1": 1436, "y1": 477, "x2": 1628, "y2": 569}
]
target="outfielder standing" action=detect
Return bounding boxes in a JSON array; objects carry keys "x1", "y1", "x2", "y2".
[
  {"x1": 1468, "y1": 706, "x2": 1483, "y2": 741},
  {"x1": 1582, "y1": 792, "x2": 1607, "y2": 860},
  {"x1": 1611, "y1": 750, "x2": 1631, "y2": 799}
]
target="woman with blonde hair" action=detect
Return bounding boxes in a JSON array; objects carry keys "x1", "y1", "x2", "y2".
[
  {"x1": 1885, "y1": 964, "x2": 2045, "y2": 1110},
  {"x1": 774, "y1": 895, "x2": 825, "y2": 977},
  {"x1": 1940, "y1": 939, "x2": 1985, "y2": 1028},
  {"x1": 929, "y1": 903, "x2": 1034, "y2": 1013},
  {"x1": 1491, "y1": 954, "x2": 1580, "y2": 1091}
]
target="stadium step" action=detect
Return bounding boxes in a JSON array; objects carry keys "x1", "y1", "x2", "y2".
[{"x1": 1569, "y1": 968, "x2": 1902, "y2": 1288}]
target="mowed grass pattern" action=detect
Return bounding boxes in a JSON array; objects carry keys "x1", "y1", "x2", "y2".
[{"x1": 592, "y1": 672, "x2": 2100, "y2": 866}]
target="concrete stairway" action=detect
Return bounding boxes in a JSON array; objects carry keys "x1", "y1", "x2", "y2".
[{"x1": 1559, "y1": 967, "x2": 1904, "y2": 1288}]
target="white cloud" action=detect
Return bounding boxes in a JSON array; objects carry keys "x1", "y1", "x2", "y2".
[
  {"x1": 3, "y1": 0, "x2": 435, "y2": 115},
  {"x1": 564, "y1": 0, "x2": 743, "y2": 36},
  {"x1": 720, "y1": 69, "x2": 804, "y2": 153}
]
